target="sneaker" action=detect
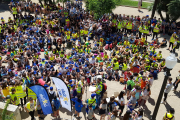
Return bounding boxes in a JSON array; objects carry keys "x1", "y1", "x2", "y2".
[
  {"x1": 123, "y1": 87, "x2": 126, "y2": 90},
  {"x1": 161, "y1": 101, "x2": 165, "y2": 104},
  {"x1": 172, "y1": 86, "x2": 175, "y2": 91},
  {"x1": 77, "y1": 116, "x2": 82, "y2": 119},
  {"x1": 167, "y1": 48, "x2": 169, "y2": 50},
  {"x1": 74, "y1": 114, "x2": 77, "y2": 117}
]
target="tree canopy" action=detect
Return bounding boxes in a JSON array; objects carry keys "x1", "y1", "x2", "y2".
[
  {"x1": 87, "y1": 0, "x2": 116, "y2": 19},
  {"x1": 149, "y1": 0, "x2": 180, "y2": 22}
]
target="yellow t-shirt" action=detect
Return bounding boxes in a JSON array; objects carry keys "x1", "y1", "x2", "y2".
[{"x1": 2, "y1": 87, "x2": 10, "y2": 97}]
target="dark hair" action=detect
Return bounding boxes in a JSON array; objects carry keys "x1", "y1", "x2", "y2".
[
  {"x1": 11, "y1": 88, "x2": 16, "y2": 92},
  {"x1": 168, "y1": 77, "x2": 172, "y2": 81},
  {"x1": 110, "y1": 96, "x2": 115, "y2": 102},
  {"x1": 123, "y1": 110, "x2": 132, "y2": 120},
  {"x1": 135, "y1": 85, "x2": 142, "y2": 90},
  {"x1": 2, "y1": 81, "x2": 7, "y2": 89},
  {"x1": 118, "y1": 91, "x2": 125, "y2": 99},
  {"x1": 170, "y1": 108, "x2": 175, "y2": 114},
  {"x1": 133, "y1": 72, "x2": 138, "y2": 76},
  {"x1": 112, "y1": 110, "x2": 118, "y2": 117},
  {"x1": 144, "y1": 84, "x2": 150, "y2": 92},
  {"x1": 102, "y1": 98, "x2": 107, "y2": 104},
  {"x1": 130, "y1": 75, "x2": 134, "y2": 79},
  {"x1": 77, "y1": 94, "x2": 82, "y2": 99},
  {"x1": 138, "y1": 108, "x2": 143, "y2": 116}
]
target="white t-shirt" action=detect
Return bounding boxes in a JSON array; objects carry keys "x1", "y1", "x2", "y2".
[
  {"x1": 118, "y1": 97, "x2": 125, "y2": 105},
  {"x1": 164, "y1": 83, "x2": 173, "y2": 93},
  {"x1": 149, "y1": 78, "x2": 154, "y2": 87}
]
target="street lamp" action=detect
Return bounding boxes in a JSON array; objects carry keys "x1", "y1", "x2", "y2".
[{"x1": 151, "y1": 54, "x2": 177, "y2": 120}]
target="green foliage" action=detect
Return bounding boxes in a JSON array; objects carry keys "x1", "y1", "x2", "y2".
[
  {"x1": 167, "y1": 0, "x2": 180, "y2": 21},
  {"x1": 87, "y1": 0, "x2": 116, "y2": 19},
  {"x1": 114, "y1": 0, "x2": 151, "y2": 9},
  {"x1": 1, "y1": 99, "x2": 14, "y2": 120}
]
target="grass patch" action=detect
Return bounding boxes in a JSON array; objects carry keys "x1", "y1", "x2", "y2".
[{"x1": 114, "y1": 0, "x2": 152, "y2": 9}]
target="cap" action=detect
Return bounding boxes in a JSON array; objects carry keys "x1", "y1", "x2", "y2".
[
  {"x1": 86, "y1": 71, "x2": 90, "y2": 73},
  {"x1": 58, "y1": 72, "x2": 62, "y2": 75},
  {"x1": 69, "y1": 80, "x2": 72, "y2": 83},
  {"x1": 8, "y1": 69, "x2": 11, "y2": 72},
  {"x1": 153, "y1": 60, "x2": 156, "y2": 63},
  {"x1": 107, "y1": 66, "x2": 111, "y2": 69},
  {"x1": 126, "y1": 46, "x2": 129, "y2": 48},
  {"x1": 72, "y1": 68, "x2": 75, "y2": 70},
  {"x1": 66, "y1": 67, "x2": 69, "y2": 69},
  {"x1": 50, "y1": 65, "x2": 53, "y2": 68},
  {"x1": 67, "y1": 72, "x2": 70, "y2": 75},
  {"x1": 91, "y1": 93, "x2": 96, "y2": 98},
  {"x1": 42, "y1": 58, "x2": 45, "y2": 61},
  {"x1": 33, "y1": 63, "x2": 36, "y2": 66},
  {"x1": 45, "y1": 61, "x2": 48, "y2": 64},
  {"x1": 71, "y1": 84, "x2": 74, "y2": 87},
  {"x1": 50, "y1": 87, "x2": 53, "y2": 90},
  {"x1": 39, "y1": 64, "x2": 42, "y2": 66},
  {"x1": 85, "y1": 64, "x2": 87, "y2": 67},
  {"x1": 92, "y1": 56, "x2": 95, "y2": 59},
  {"x1": 86, "y1": 58, "x2": 89, "y2": 61},
  {"x1": 153, "y1": 54, "x2": 157, "y2": 56},
  {"x1": 61, "y1": 65, "x2": 64, "y2": 68},
  {"x1": 44, "y1": 84, "x2": 49, "y2": 88}
]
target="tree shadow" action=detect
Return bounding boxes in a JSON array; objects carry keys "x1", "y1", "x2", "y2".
[
  {"x1": 148, "y1": 97, "x2": 155, "y2": 106},
  {"x1": 0, "y1": 3, "x2": 11, "y2": 13}
]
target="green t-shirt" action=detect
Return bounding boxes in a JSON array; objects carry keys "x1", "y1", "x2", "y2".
[{"x1": 127, "y1": 80, "x2": 135, "y2": 88}]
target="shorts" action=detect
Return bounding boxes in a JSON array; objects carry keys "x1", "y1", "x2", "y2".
[
  {"x1": 62, "y1": 41, "x2": 65, "y2": 44},
  {"x1": 37, "y1": 109, "x2": 42, "y2": 114}
]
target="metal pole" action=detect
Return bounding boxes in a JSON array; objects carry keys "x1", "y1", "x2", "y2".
[
  {"x1": 151, "y1": 0, "x2": 160, "y2": 19},
  {"x1": 151, "y1": 68, "x2": 171, "y2": 120}
]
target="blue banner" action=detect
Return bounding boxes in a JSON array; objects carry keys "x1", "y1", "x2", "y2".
[{"x1": 30, "y1": 85, "x2": 53, "y2": 115}]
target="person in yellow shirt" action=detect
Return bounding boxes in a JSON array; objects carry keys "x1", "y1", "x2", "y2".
[
  {"x1": 1, "y1": 81, "x2": 10, "y2": 97},
  {"x1": 163, "y1": 108, "x2": 175, "y2": 120},
  {"x1": 167, "y1": 32, "x2": 177, "y2": 51}
]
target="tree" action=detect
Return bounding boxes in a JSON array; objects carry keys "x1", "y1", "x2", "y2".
[
  {"x1": 167, "y1": 0, "x2": 180, "y2": 21},
  {"x1": 149, "y1": 0, "x2": 180, "y2": 22},
  {"x1": 87, "y1": 0, "x2": 116, "y2": 19}
]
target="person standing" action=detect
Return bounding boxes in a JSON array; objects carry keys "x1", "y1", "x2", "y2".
[
  {"x1": 51, "y1": 96, "x2": 61, "y2": 119},
  {"x1": 118, "y1": 91, "x2": 126, "y2": 117},
  {"x1": 25, "y1": 97, "x2": 36, "y2": 120},
  {"x1": 172, "y1": 70, "x2": 180, "y2": 91},
  {"x1": 15, "y1": 81, "x2": 26, "y2": 108},
  {"x1": 161, "y1": 77, "x2": 173, "y2": 104},
  {"x1": 152, "y1": 22, "x2": 160, "y2": 40},
  {"x1": 10, "y1": 88, "x2": 19, "y2": 106},
  {"x1": 36, "y1": 99, "x2": 44, "y2": 120},
  {"x1": 93, "y1": 78, "x2": 103, "y2": 109},
  {"x1": 163, "y1": 108, "x2": 175, "y2": 120},
  {"x1": 138, "y1": 0, "x2": 142, "y2": 11}
]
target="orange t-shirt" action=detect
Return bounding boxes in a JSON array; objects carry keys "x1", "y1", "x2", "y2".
[{"x1": 141, "y1": 80, "x2": 146, "y2": 89}]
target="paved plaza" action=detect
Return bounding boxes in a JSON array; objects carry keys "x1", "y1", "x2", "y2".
[{"x1": 0, "y1": 1, "x2": 180, "y2": 120}]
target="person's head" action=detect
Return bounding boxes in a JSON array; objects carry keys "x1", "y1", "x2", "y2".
[
  {"x1": 168, "y1": 77, "x2": 172, "y2": 83},
  {"x1": 77, "y1": 94, "x2": 82, "y2": 100},
  {"x1": 145, "y1": 84, "x2": 150, "y2": 91},
  {"x1": 135, "y1": 85, "x2": 142, "y2": 92},
  {"x1": 29, "y1": 97, "x2": 33, "y2": 103},
  {"x1": 169, "y1": 108, "x2": 175, "y2": 114},
  {"x1": 11, "y1": 88, "x2": 16, "y2": 94},
  {"x1": 118, "y1": 91, "x2": 125, "y2": 99},
  {"x1": 50, "y1": 86, "x2": 53, "y2": 91},
  {"x1": 97, "y1": 78, "x2": 101, "y2": 83},
  {"x1": 130, "y1": 75, "x2": 134, "y2": 80},
  {"x1": 123, "y1": 110, "x2": 132, "y2": 120},
  {"x1": 89, "y1": 104, "x2": 92, "y2": 109},
  {"x1": 101, "y1": 98, "x2": 107, "y2": 104},
  {"x1": 149, "y1": 74, "x2": 153, "y2": 78},
  {"x1": 110, "y1": 96, "x2": 115, "y2": 102},
  {"x1": 131, "y1": 91, "x2": 136, "y2": 97},
  {"x1": 112, "y1": 110, "x2": 118, "y2": 117}
]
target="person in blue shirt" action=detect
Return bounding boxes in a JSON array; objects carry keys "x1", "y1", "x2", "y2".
[{"x1": 71, "y1": 95, "x2": 83, "y2": 119}]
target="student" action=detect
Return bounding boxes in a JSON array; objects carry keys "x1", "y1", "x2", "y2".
[
  {"x1": 52, "y1": 95, "x2": 61, "y2": 119},
  {"x1": 123, "y1": 110, "x2": 132, "y2": 120},
  {"x1": 161, "y1": 77, "x2": 173, "y2": 104},
  {"x1": 72, "y1": 95, "x2": 83, "y2": 119},
  {"x1": 127, "y1": 75, "x2": 135, "y2": 99},
  {"x1": 108, "y1": 110, "x2": 118, "y2": 120},
  {"x1": 128, "y1": 91, "x2": 137, "y2": 112},
  {"x1": 163, "y1": 108, "x2": 175, "y2": 120},
  {"x1": 99, "y1": 98, "x2": 107, "y2": 120},
  {"x1": 87, "y1": 105, "x2": 95, "y2": 120},
  {"x1": 140, "y1": 84, "x2": 151, "y2": 107},
  {"x1": 24, "y1": 97, "x2": 36, "y2": 120},
  {"x1": 36, "y1": 99, "x2": 44, "y2": 119},
  {"x1": 172, "y1": 70, "x2": 180, "y2": 91},
  {"x1": 118, "y1": 91, "x2": 126, "y2": 117}
]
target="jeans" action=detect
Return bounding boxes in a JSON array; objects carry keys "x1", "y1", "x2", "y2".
[
  {"x1": 96, "y1": 94, "x2": 101, "y2": 108},
  {"x1": 173, "y1": 79, "x2": 180, "y2": 90}
]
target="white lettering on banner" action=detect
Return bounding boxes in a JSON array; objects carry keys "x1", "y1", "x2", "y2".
[{"x1": 39, "y1": 94, "x2": 48, "y2": 107}]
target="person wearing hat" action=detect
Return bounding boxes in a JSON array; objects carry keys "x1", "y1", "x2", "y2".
[
  {"x1": 44, "y1": 49, "x2": 49, "y2": 60},
  {"x1": 48, "y1": 86, "x2": 56, "y2": 104},
  {"x1": 25, "y1": 97, "x2": 36, "y2": 120},
  {"x1": 87, "y1": 93, "x2": 96, "y2": 110},
  {"x1": 151, "y1": 60, "x2": 158, "y2": 70}
]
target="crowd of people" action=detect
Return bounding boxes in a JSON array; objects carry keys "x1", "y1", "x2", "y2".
[{"x1": 0, "y1": 0, "x2": 179, "y2": 120}]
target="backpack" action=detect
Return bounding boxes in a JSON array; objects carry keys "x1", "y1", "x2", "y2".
[
  {"x1": 54, "y1": 99, "x2": 61, "y2": 110},
  {"x1": 100, "y1": 83, "x2": 107, "y2": 95},
  {"x1": 49, "y1": 91, "x2": 56, "y2": 102}
]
